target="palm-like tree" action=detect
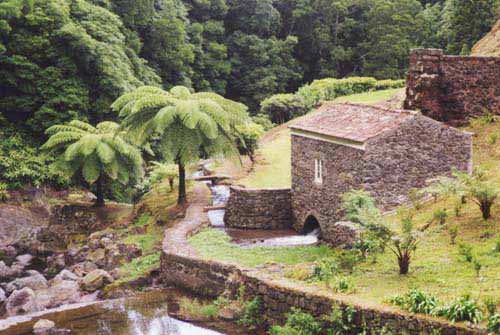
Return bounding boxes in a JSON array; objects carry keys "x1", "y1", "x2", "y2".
[
  {"x1": 42, "y1": 120, "x2": 144, "y2": 206},
  {"x1": 111, "y1": 86, "x2": 248, "y2": 204}
]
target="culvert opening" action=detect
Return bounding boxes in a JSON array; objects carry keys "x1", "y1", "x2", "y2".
[{"x1": 302, "y1": 215, "x2": 321, "y2": 236}]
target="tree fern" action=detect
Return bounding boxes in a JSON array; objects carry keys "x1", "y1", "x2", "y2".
[
  {"x1": 112, "y1": 85, "x2": 249, "y2": 204},
  {"x1": 42, "y1": 120, "x2": 144, "y2": 206}
]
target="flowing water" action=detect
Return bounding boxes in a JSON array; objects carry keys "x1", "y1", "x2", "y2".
[{"x1": 202, "y1": 172, "x2": 319, "y2": 248}]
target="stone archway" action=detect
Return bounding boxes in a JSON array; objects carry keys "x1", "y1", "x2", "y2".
[{"x1": 302, "y1": 215, "x2": 321, "y2": 235}]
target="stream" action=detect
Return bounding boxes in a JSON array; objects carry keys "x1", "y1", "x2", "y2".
[
  {"x1": 198, "y1": 168, "x2": 320, "y2": 248},
  {"x1": 0, "y1": 290, "x2": 247, "y2": 335}
]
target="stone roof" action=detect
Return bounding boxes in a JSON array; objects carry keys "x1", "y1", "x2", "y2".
[{"x1": 289, "y1": 102, "x2": 417, "y2": 143}]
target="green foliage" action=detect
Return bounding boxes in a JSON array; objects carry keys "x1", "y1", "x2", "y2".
[
  {"x1": 312, "y1": 260, "x2": 338, "y2": 282},
  {"x1": 0, "y1": 130, "x2": 68, "y2": 189},
  {"x1": 269, "y1": 308, "x2": 321, "y2": 335},
  {"x1": 144, "y1": 161, "x2": 178, "y2": 191},
  {"x1": 42, "y1": 120, "x2": 144, "y2": 206},
  {"x1": 237, "y1": 297, "x2": 262, "y2": 329},
  {"x1": 341, "y1": 190, "x2": 378, "y2": 224},
  {"x1": 260, "y1": 93, "x2": 307, "y2": 124},
  {"x1": 0, "y1": 182, "x2": 9, "y2": 202},
  {"x1": 488, "y1": 313, "x2": 500, "y2": 333},
  {"x1": 458, "y1": 243, "x2": 474, "y2": 263},
  {"x1": 389, "y1": 288, "x2": 439, "y2": 315},
  {"x1": 484, "y1": 296, "x2": 499, "y2": 317},
  {"x1": 329, "y1": 276, "x2": 355, "y2": 294},
  {"x1": 113, "y1": 85, "x2": 249, "y2": 204},
  {"x1": 326, "y1": 304, "x2": 356, "y2": 335},
  {"x1": 388, "y1": 213, "x2": 419, "y2": 275},
  {"x1": 448, "y1": 226, "x2": 458, "y2": 245},
  {"x1": 433, "y1": 209, "x2": 448, "y2": 225},
  {"x1": 252, "y1": 113, "x2": 275, "y2": 131},
  {"x1": 437, "y1": 295, "x2": 483, "y2": 324},
  {"x1": 235, "y1": 122, "x2": 264, "y2": 162}
]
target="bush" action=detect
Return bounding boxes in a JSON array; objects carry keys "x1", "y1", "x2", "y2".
[
  {"x1": 260, "y1": 93, "x2": 308, "y2": 124},
  {"x1": 252, "y1": 113, "x2": 275, "y2": 131},
  {"x1": 328, "y1": 276, "x2": 355, "y2": 294},
  {"x1": 374, "y1": 79, "x2": 406, "y2": 90},
  {"x1": 458, "y1": 243, "x2": 474, "y2": 263},
  {"x1": 327, "y1": 304, "x2": 356, "y2": 335},
  {"x1": 238, "y1": 297, "x2": 262, "y2": 329},
  {"x1": 341, "y1": 190, "x2": 378, "y2": 223},
  {"x1": 312, "y1": 260, "x2": 338, "y2": 281},
  {"x1": 0, "y1": 131, "x2": 68, "y2": 189},
  {"x1": 236, "y1": 122, "x2": 265, "y2": 162},
  {"x1": 269, "y1": 308, "x2": 321, "y2": 335},
  {"x1": 437, "y1": 295, "x2": 483, "y2": 324},
  {"x1": 488, "y1": 313, "x2": 500, "y2": 333},
  {"x1": 389, "y1": 213, "x2": 419, "y2": 275},
  {"x1": 389, "y1": 288, "x2": 439, "y2": 315},
  {"x1": 448, "y1": 226, "x2": 458, "y2": 245},
  {"x1": 0, "y1": 182, "x2": 9, "y2": 202},
  {"x1": 433, "y1": 209, "x2": 448, "y2": 225}
]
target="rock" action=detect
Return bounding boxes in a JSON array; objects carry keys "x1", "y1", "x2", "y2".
[
  {"x1": 0, "y1": 261, "x2": 21, "y2": 281},
  {"x1": 35, "y1": 280, "x2": 81, "y2": 309},
  {"x1": 0, "y1": 287, "x2": 6, "y2": 303},
  {"x1": 15, "y1": 254, "x2": 33, "y2": 268},
  {"x1": 109, "y1": 268, "x2": 122, "y2": 280},
  {"x1": 0, "y1": 245, "x2": 17, "y2": 264},
  {"x1": 80, "y1": 269, "x2": 113, "y2": 292},
  {"x1": 86, "y1": 248, "x2": 106, "y2": 268},
  {"x1": 100, "y1": 237, "x2": 113, "y2": 249},
  {"x1": 123, "y1": 244, "x2": 142, "y2": 261},
  {"x1": 6, "y1": 287, "x2": 39, "y2": 316},
  {"x1": 71, "y1": 261, "x2": 98, "y2": 277},
  {"x1": 33, "y1": 319, "x2": 55, "y2": 333},
  {"x1": 6, "y1": 273, "x2": 48, "y2": 294},
  {"x1": 51, "y1": 269, "x2": 79, "y2": 285},
  {"x1": 45, "y1": 254, "x2": 66, "y2": 278}
]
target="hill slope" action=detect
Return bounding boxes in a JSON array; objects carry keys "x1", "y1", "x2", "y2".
[{"x1": 471, "y1": 19, "x2": 500, "y2": 56}]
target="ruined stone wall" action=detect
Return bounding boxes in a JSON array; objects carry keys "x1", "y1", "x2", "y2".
[
  {"x1": 160, "y1": 250, "x2": 487, "y2": 335},
  {"x1": 291, "y1": 135, "x2": 365, "y2": 242},
  {"x1": 224, "y1": 187, "x2": 293, "y2": 230},
  {"x1": 405, "y1": 48, "x2": 500, "y2": 124}
]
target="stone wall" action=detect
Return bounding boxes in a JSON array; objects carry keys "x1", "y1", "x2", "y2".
[
  {"x1": 405, "y1": 48, "x2": 500, "y2": 124},
  {"x1": 160, "y1": 250, "x2": 487, "y2": 335},
  {"x1": 224, "y1": 187, "x2": 293, "y2": 230},
  {"x1": 291, "y1": 115, "x2": 471, "y2": 242}
]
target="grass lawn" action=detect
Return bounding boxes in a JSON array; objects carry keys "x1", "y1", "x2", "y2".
[
  {"x1": 190, "y1": 96, "x2": 500, "y2": 315},
  {"x1": 239, "y1": 88, "x2": 404, "y2": 189}
]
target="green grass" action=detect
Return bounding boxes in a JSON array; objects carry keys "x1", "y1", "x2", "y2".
[
  {"x1": 114, "y1": 252, "x2": 161, "y2": 284},
  {"x1": 239, "y1": 88, "x2": 404, "y2": 189},
  {"x1": 188, "y1": 228, "x2": 336, "y2": 268}
]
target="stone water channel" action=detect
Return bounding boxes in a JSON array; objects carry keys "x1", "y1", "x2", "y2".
[{"x1": 198, "y1": 168, "x2": 320, "y2": 247}]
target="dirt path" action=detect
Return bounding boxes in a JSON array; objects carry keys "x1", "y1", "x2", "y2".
[{"x1": 162, "y1": 182, "x2": 210, "y2": 257}]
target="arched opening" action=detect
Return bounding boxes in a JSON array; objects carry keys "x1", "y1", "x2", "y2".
[{"x1": 302, "y1": 215, "x2": 321, "y2": 236}]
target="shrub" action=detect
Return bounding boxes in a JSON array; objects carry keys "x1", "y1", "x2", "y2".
[
  {"x1": 494, "y1": 239, "x2": 500, "y2": 253},
  {"x1": 389, "y1": 288, "x2": 439, "y2": 315},
  {"x1": 483, "y1": 296, "x2": 499, "y2": 316},
  {"x1": 178, "y1": 297, "x2": 218, "y2": 320},
  {"x1": 238, "y1": 297, "x2": 262, "y2": 329},
  {"x1": 328, "y1": 276, "x2": 355, "y2": 294},
  {"x1": 374, "y1": 79, "x2": 405, "y2": 90},
  {"x1": 448, "y1": 226, "x2": 458, "y2": 245},
  {"x1": 327, "y1": 304, "x2": 356, "y2": 335},
  {"x1": 260, "y1": 93, "x2": 308, "y2": 124},
  {"x1": 437, "y1": 295, "x2": 483, "y2": 324},
  {"x1": 0, "y1": 182, "x2": 9, "y2": 202},
  {"x1": 433, "y1": 209, "x2": 448, "y2": 225},
  {"x1": 269, "y1": 308, "x2": 321, "y2": 335},
  {"x1": 312, "y1": 260, "x2": 338, "y2": 281},
  {"x1": 488, "y1": 313, "x2": 500, "y2": 333},
  {"x1": 252, "y1": 113, "x2": 275, "y2": 131},
  {"x1": 338, "y1": 250, "x2": 361, "y2": 273},
  {"x1": 458, "y1": 243, "x2": 474, "y2": 263},
  {"x1": 341, "y1": 190, "x2": 378, "y2": 223},
  {"x1": 146, "y1": 161, "x2": 178, "y2": 191},
  {"x1": 408, "y1": 188, "x2": 425, "y2": 210},
  {"x1": 236, "y1": 122, "x2": 265, "y2": 162},
  {"x1": 285, "y1": 264, "x2": 313, "y2": 281},
  {"x1": 388, "y1": 214, "x2": 419, "y2": 275},
  {"x1": 469, "y1": 181, "x2": 497, "y2": 220}
]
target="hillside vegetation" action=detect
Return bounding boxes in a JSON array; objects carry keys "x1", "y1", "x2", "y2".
[{"x1": 472, "y1": 20, "x2": 500, "y2": 56}]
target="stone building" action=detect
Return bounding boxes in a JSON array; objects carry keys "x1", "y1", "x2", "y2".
[
  {"x1": 405, "y1": 48, "x2": 500, "y2": 125},
  {"x1": 289, "y1": 102, "x2": 472, "y2": 242}
]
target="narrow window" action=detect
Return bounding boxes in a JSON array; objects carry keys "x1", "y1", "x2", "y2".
[{"x1": 314, "y1": 158, "x2": 323, "y2": 183}]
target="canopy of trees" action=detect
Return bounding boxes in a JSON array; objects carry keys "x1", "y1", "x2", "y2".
[{"x1": 2, "y1": 0, "x2": 498, "y2": 142}]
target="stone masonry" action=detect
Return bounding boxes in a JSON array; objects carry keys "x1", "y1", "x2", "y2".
[
  {"x1": 290, "y1": 103, "x2": 472, "y2": 242},
  {"x1": 405, "y1": 48, "x2": 500, "y2": 125},
  {"x1": 224, "y1": 187, "x2": 292, "y2": 230}
]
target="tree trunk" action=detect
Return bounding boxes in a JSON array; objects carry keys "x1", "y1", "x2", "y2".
[
  {"x1": 398, "y1": 255, "x2": 410, "y2": 275},
  {"x1": 95, "y1": 176, "x2": 105, "y2": 207},
  {"x1": 178, "y1": 163, "x2": 187, "y2": 205},
  {"x1": 481, "y1": 202, "x2": 491, "y2": 220},
  {"x1": 168, "y1": 177, "x2": 174, "y2": 191}
]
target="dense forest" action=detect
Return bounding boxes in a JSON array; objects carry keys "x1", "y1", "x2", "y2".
[{"x1": 0, "y1": 0, "x2": 498, "y2": 198}]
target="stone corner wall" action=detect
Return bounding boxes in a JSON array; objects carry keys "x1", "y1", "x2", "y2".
[
  {"x1": 224, "y1": 186, "x2": 293, "y2": 230},
  {"x1": 405, "y1": 48, "x2": 500, "y2": 124}
]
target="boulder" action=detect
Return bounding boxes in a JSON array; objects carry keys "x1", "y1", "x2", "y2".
[
  {"x1": 51, "y1": 269, "x2": 79, "y2": 285},
  {"x1": 45, "y1": 254, "x2": 66, "y2": 278},
  {"x1": 80, "y1": 269, "x2": 113, "y2": 292},
  {"x1": 6, "y1": 287, "x2": 39, "y2": 316},
  {"x1": 35, "y1": 280, "x2": 81, "y2": 309},
  {"x1": 0, "y1": 261, "x2": 21, "y2": 281},
  {"x1": 6, "y1": 273, "x2": 48, "y2": 294},
  {"x1": 71, "y1": 261, "x2": 98, "y2": 277},
  {"x1": 33, "y1": 319, "x2": 55, "y2": 334},
  {"x1": 86, "y1": 248, "x2": 106, "y2": 268},
  {"x1": 0, "y1": 287, "x2": 6, "y2": 303},
  {"x1": 15, "y1": 254, "x2": 34, "y2": 268}
]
